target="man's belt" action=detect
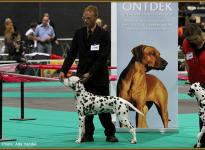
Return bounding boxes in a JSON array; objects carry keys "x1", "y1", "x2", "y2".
[{"x1": 38, "y1": 41, "x2": 51, "y2": 44}]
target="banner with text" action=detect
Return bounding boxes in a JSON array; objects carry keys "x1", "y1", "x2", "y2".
[{"x1": 115, "y1": 2, "x2": 178, "y2": 129}]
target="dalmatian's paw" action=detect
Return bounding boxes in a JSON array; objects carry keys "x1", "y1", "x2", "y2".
[
  {"x1": 75, "y1": 139, "x2": 81, "y2": 143},
  {"x1": 130, "y1": 139, "x2": 137, "y2": 144},
  {"x1": 197, "y1": 143, "x2": 201, "y2": 148}
]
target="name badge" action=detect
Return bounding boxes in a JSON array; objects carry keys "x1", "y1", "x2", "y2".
[
  {"x1": 186, "y1": 52, "x2": 193, "y2": 60},
  {"x1": 90, "y1": 44, "x2": 100, "y2": 51}
]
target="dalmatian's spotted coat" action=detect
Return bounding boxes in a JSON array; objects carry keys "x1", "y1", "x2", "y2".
[
  {"x1": 188, "y1": 82, "x2": 205, "y2": 148},
  {"x1": 62, "y1": 76, "x2": 143, "y2": 144}
]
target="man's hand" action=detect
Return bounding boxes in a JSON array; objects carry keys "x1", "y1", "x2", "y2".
[
  {"x1": 80, "y1": 72, "x2": 91, "y2": 83},
  {"x1": 36, "y1": 37, "x2": 42, "y2": 42},
  {"x1": 45, "y1": 36, "x2": 54, "y2": 42},
  {"x1": 59, "y1": 72, "x2": 65, "y2": 82},
  {"x1": 55, "y1": 40, "x2": 59, "y2": 45}
]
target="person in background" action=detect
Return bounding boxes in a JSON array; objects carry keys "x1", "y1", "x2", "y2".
[
  {"x1": 4, "y1": 18, "x2": 15, "y2": 53},
  {"x1": 96, "y1": 18, "x2": 108, "y2": 30},
  {"x1": 4, "y1": 18, "x2": 26, "y2": 63},
  {"x1": 35, "y1": 16, "x2": 55, "y2": 54},
  {"x1": 25, "y1": 22, "x2": 38, "y2": 53},
  {"x1": 8, "y1": 32, "x2": 26, "y2": 63},
  {"x1": 96, "y1": 18, "x2": 111, "y2": 65},
  {"x1": 59, "y1": 5, "x2": 118, "y2": 143},
  {"x1": 43, "y1": 13, "x2": 59, "y2": 45},
  {"x1": 182, "y1": 23, "x2": 205, "y2": 148}
]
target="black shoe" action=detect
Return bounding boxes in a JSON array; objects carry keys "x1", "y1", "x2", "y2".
[
  {"x1": 201, "y1": 143, "x2": 205, "y2": 148},
  {"x1": 106, "y1": 135, "x2": 119, "y2": 142},
  {"x1": 81, "y1": 135, "x2": 94, "y2": 142},
  {"x1": 193, "y1": 143, "x2": 205, "y2": 148}
]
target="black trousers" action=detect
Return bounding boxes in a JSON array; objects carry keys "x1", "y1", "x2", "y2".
[
  {"x1": 199, "y1": 118, "x2": 205, "y2": 144},
  {"x1": 83, "y1": 83, "x2": 116, "y2": 137}
]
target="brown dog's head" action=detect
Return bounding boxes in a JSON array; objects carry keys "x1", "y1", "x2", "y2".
[{"x1": 131, "y1": 45, "x2": 168, "y2": 71}]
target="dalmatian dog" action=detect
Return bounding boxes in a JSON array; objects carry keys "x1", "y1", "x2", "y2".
[
  {"x1": 62, "y1": 76, "x2": 143, "y2": 144},
  {"x1": 188, "y1": 82, "x2": 205, "y2": 148}
]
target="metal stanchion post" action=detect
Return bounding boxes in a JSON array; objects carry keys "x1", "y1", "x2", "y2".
[
  {"x1": 0, "y1": 73, "x2": 16, "y2": 142},
  {"x1": 21, "y1": 82, "x2": 24, "y2": 119},
  {"x1": 10, "y1": 82, "x2": 36, "y2": 121}
]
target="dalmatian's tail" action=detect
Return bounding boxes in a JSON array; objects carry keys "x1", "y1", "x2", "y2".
[{"x1": 119, "y1": 98, "x2": 144, "y2": 116}]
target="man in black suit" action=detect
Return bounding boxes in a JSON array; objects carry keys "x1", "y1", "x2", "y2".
[{"x1": 59, "y1": 5, "x2": 118, "y2": 142}]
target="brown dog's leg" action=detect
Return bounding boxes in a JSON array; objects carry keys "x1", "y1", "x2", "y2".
[
  {"x1": 158, "y1": 105, "x2": 169, "y2": 128},
  {"x1": 119, "y1": 85, "x2": 131, "y2": 128},
  {"x1": 141, "y1": 105, "x2": 149, "y2": 128},
  {"x1": 155, "y1": 86, "x2": 169, "y2": 128},
  {"x1": 135, "y1": 101, "x2": 145, "y2": 128},
  {"x1": 118, "y1": 82, "x2": 132, "y2": 128},
  {"x1": 162, "y1": 109, "x2": 169, "y2": 128},
  {"x1": 137, "y1": 112, "x2": 144, "y2": 128},
  {"x1": 145, "y1": 74, "x2": 169, "y2": 128}
]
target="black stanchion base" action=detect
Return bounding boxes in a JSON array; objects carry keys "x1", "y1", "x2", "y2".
[
  {"x1": 0, "y1": 138, "x2": 16, "y2": 142},
  {"x1": 9, "y1": 118, "x2": 36, "y2": 121}
]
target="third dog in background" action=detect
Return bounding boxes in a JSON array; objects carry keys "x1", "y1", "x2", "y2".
[{"x1": 188, "y1": 82, "x2": 205, "y2": 148}]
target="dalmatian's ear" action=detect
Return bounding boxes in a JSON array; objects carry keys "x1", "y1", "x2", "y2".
[
  {"x1": 200, "y1": 83, "x2": 205, "y2": 89},
  {"x1": 79, "y1": 78, "x2": 83, "y2": 83}
]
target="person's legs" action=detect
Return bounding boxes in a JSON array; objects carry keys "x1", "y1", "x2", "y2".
[
  {"x1": 199, "y1": 118, "x2": 205, "y2": 146},
  {"x1": 37, "y1": 42, "x2": 45, "y2": 53},
  {"x1": 44, "y1": 43, "x2": 52, "y2": 54},
  {"x1": 84, "y1": 115, "x2": 95, "y2": 136},
  {"x1": 99, "y1": 113, "x2": 115, "y2": 136},
  {"x1": 194, "y1": 117, "x2": 205, "y2": 148},
  {"x1": 80, "y1": 115, "x2": 94, "y2": 142},
  {"x1": 91, "y1": 84, "x2": 118, "y2": 142},
  {"x1": 82, "y1": 83, "x2": 118, "y2": 142}
]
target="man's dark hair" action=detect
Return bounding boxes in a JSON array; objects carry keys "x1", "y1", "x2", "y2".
[{"x1": 30, "y1": 22, "x2": 38, "y2": 28}]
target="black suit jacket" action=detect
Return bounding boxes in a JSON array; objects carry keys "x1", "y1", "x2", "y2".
[{"x1": 61, "y1": 25, "x2": 110, "y2": 86}]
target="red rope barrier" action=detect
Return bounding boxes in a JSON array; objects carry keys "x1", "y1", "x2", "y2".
[
  {"x1": 0, "y1": 64, "x2": 117, "y2": 82},
  {"x1": 109, "y1": 75, "x2": 117, "y2": 81},
  {"x1": 0, "y1": 72, "x2": 117, "y2": 82},
  {"x1": 1, "y1": 73, "x2": 59, "y2": 82},
  {"x1": 26, "y1": 64, "x2": 117, "y2": 70}
]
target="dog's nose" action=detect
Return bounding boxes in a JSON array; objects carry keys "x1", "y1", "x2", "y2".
[
  {"x1": 162, "y1": 58, "x2": 168, "y2": 67},
  {"x1": 159, "y1": 58, "x2": 168, "y2": 70}
]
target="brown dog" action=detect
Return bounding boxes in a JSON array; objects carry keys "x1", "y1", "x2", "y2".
[{"x1": 117, "y1": 45, "x2": 169, "y2": 128}]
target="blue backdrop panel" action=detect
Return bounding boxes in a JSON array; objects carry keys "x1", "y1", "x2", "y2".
[{"x1": 116, "y1": 2, "x2": 178, "y2": 129}]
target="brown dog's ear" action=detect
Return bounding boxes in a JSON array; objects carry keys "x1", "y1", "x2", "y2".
[{"x1": 131, "y1": 45, "x2": 145, "y2": 62}]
